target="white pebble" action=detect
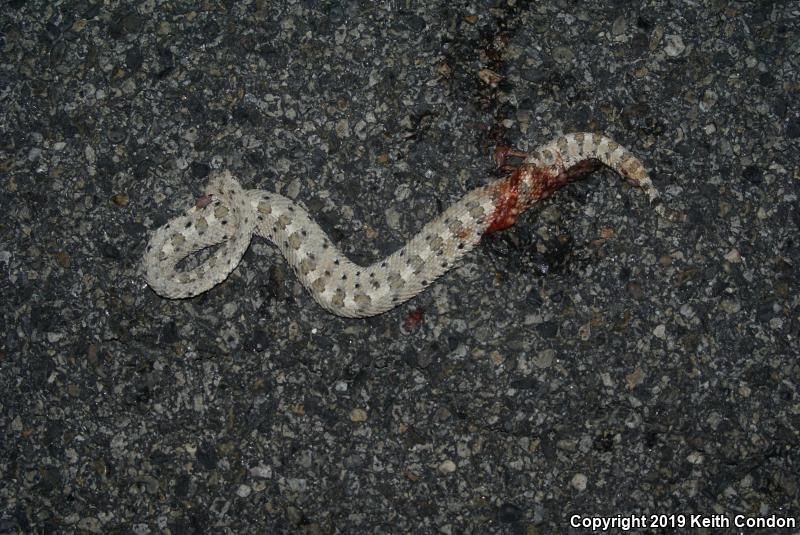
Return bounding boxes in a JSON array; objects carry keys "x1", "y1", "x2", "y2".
[
  {"x1": 664, "y1": 35, "x2": 685, "y2": 57},
  {"x1": 571, "y1": 473, "x2": 588, "y2": 491},
  {"x1": 438, "y1": 460, "x2": 457, "y2": 474},
  {"x1": 653, "y1": 324, "x2": 667, "y2": 339}
]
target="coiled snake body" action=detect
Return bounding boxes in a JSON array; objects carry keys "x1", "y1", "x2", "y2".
[{"x1": 143, "y1": 133, "x2": 661, "y2": 317}]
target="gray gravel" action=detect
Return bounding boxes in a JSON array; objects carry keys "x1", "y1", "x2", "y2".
[{"x1": 1, "y1": 1, "x2": 798, "y2": 534}]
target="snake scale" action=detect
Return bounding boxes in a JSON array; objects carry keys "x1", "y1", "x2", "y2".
[{"x1": 143, "y1": 133, "x2": 662, "y2": 317}]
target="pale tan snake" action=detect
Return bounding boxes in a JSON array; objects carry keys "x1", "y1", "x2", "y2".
[{"x1": 143, "y1": 133, "x2": 662, "y2": 318}]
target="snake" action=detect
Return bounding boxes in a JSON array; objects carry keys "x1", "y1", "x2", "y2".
[{"x1": 142, "y1": 132, "x2": 662, "y2": 318}]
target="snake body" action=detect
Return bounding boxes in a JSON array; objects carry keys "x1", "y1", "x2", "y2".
[{"x1": 143, "y1": 133, "x2": 661, "y2": 318}]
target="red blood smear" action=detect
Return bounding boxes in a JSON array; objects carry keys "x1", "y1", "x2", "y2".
[
  {"x1": 484, "y1": 161, "x2": 595, "y2": 236},
  {"x1": 484, "y1": 168, "x2": 525, "y2": 234},
  {"x1": 403, "y1": 309, "x2": 424, "y2": 332}
]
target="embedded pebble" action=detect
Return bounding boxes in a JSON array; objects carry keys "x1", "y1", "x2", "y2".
[
  {"x1": 350, "y1": 408, "x2": 368, "y2": 422},
  {"x1": 571, "y1": 473, "x2": 588, "y2": 491},
  {"x1": 533, "y1": 349, "x2": 554, "y2": 369},
  {"x1": 653, "y1": 324, "x2": 667, "y2": 339},
  {"x1": 438, "y1": 460, "x2": 457, "y2": 474},
  {"x1": 664, "y1": 34, "x2": 686, "y2": 56},
  {"x1": 552, "y1": 46, "x2": 575, "y2": 64},
  {"x1": 612, "y1": 16, "x2": 627, "y2": 36},
  {"x1": 724, "y1": 248, "x2": 742, "y2": 263}
]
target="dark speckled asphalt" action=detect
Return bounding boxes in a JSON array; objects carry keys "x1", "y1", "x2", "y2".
[{"x1": 1, "y1": 1, "x2": 798, "y2": 533}]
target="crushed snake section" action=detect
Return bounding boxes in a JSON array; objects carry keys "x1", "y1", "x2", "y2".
[{"x1": 143, "y1": 133, "x2": 662, "y2": 318}]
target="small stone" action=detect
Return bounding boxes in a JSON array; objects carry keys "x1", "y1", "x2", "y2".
[
  {"x1": 490, "y1": 350, "x2": 505, "y2": 365},
  {"x1": 653, "y1": 324, "x2": 667, "y2": 339},
  {"x1": 438, "y1": 459, "x2": 457, "y2": 474},
  {"x1": 385, "y1": 207, "x2": 401, "y2": 231},
  {"x1": 54, "y1": 251, "x2": 71, "y2": 269},
  {"x1": 612, "y1": 16, "x2": 627, "y2": 36},
  {"x1": 571, "y1": 473, "x2": 588, "y2": 491},
  {"x1": 687, "y1": 451, "x2": 704, "y2": 465},
  {"x1": 287, "y1": 478, "x2": 307, "y2": 492},
  {"x1": 578, "y1": 323, "x2": 591, "y2": 341},
  {"x1": 286, "y1": 178, "x2": 300, "y2": 199},
  {"x1": 720, "y1": 300, "x2": 741, "y2": 314},
  {"x1": 649, "y1": 27, "x2": 665, "y2": 51},
  {"x1": 93, "y1": 458, "x2": 107, "y2": 477},
  {"x1": 724, "y1": 248, "x2": 742, "y2": 263},
  {"x1": 112, "y1": 193, "x2": 129, "y2": 206},
  {"x1": 664, "y1": 35, "x2": 685, "y2": 57},
  {"x1": 556, "y1": 439, "x2": 578, "y2": 452},
  {"x1": 533, "y1": 349, "x2": 554, "y2": 369},
  {"x1": 478, "y1": 68, "x2": 502, "y2": 86},
  {"x1": 349, "y1": 408, "x2": 367, "y2": 422},
  {"x1": 516, "y1": 354, "x2": 533, "y2": 375},
  {"x1": 249, "y1": 465, "x2": 272, "y2": 478},
  {"x1": 236, "y1": 484, "x2": 252, "y2": 497},
  {"x1": 77, "y1": 517, "x2": 101, "y2": 533},
  {"x1": 552, "y1": 46, "x2": 575, "y2": 64},
  {"x1": 335, "y1": 119, "x2": 350, "y2": 138},
  {"x1": 700, "y1": 89, "x2": 718, "y2": 112},
  {"x1": 626, "y1": 367, "x2": 645, "y2": 390},
  {"x1": 85, "y1": 144, "x2": 96, "y2": 164}
]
